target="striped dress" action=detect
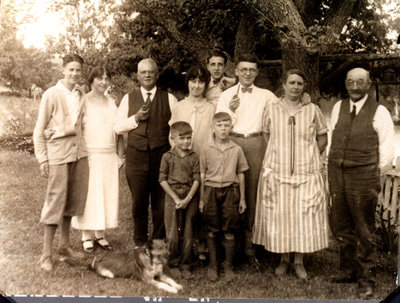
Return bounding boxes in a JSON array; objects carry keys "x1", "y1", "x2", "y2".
[{"x1": 252, "y1": 97, "x2": 329, "y2": 253}]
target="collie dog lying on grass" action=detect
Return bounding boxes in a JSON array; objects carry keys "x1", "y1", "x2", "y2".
[{"x1": 63, "y1": 239, "x2": 183, "y2": 294}]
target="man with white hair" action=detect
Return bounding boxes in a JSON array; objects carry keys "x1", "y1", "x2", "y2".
[
  {"x1": 328, "y1": 67, "x2": 394, "y2": 299},
  {"x1": 115, "y1": 58, "x2": 177, "y2": 247}
]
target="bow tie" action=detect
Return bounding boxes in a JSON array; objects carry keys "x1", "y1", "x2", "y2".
[
  {"x1": 212, "y1": 79, "x2": 220, "y2": 85},
  {"x1": 241, "y1": 87, "x2": 253, "y2": 93}
]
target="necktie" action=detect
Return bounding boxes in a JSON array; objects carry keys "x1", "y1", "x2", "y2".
[
  {"x1": 351, "y1": 105, "x2": 356, "y2": 121},
  {"x1": 241, "y1": 87, "x2": 253, "y2": 93},
  {"x1": 145, "y1": 92, "x2": 152, "y2": 105}
]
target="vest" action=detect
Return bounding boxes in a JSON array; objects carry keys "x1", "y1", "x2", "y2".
[
  {"x1": 329, "y1": 96, "x2": 379, "y2": 168},
  {"x1": 127, "y1": 88, "x2": 171, "y2": 151}
]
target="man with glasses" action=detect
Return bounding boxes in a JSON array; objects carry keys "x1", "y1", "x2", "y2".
[
  {"x1": 115, "y1": 58, "x2": 177, "y2": 248},
  {"x1": 216, "y1": 53, "x2": 277, "y2": 269},
  {"x1": 328, "y1": 67, "x2": 394, "y2": 299}
]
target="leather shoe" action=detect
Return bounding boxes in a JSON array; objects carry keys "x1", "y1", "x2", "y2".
[
  {"x1": 57, "y1": 246, "x2": 85, "y2": 259},
  {"x1": 275, "y1": 261, "x2": 289, "y2": 276},
  {"x1": 331, "y1": 272, "x2": 357, "y2": 283},
  {"x1": 248, "y1": 255, "x2": 262, "y2": 271},
  {"x1": 358, "y1": 285, "x2": 374, "y2": 299},
  {"x1": 293, "y1": 263, "x2": 307, "y2": 280},
  {"x1": 39, "y1": 255, "x2": 53, "y2": 272}
]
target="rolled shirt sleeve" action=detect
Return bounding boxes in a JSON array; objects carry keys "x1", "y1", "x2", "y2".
[
  {"x1": 375, "y1": 105, "x2": 395, "y2": 169},
  {"x1": 115, "y1": 91, "x2": 178, "y2": 135}
]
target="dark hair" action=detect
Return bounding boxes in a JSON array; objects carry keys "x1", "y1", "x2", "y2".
[
  {"x1": 207, "y1": 50, "x2": 228, "y2": 64},
  {"x1": 185, "y1": 65, "x2": 211, "y2": 96},
  {"x1": 213, "y1": 112, "x2": 232, "y2": 123},
  {"x1": 170, "y1": 121, "x2": 193, "y2": 136},
  {"x1": 63, "y1": 54, "x2": 84, "y2": 66},
  {"x1": 235, "y1": 53, "x2": 258, "y2": 67},
  {"x1": 282, "y1": 69, "x2": 307, "y2": 84},
  {"x1": 87, "y1": 66, "x2": 111, "y2": 86}
]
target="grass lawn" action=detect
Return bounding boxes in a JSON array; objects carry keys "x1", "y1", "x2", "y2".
[{"x1": 0, "y1": 149, "x2": 397, "y2": 301}]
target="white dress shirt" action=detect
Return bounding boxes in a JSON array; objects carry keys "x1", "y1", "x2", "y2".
[
  {"x1": 330, "y1": 94, "x2": 395, "y2": 169},
  {"x1": 216, "y1": 83, "x2": 277, "y2": 135},
  {"x1": 115, "y1": 86, "x2": 177, "y2": 135}
]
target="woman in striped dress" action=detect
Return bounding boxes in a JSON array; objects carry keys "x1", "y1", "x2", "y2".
[{"x1": 252, "y1": 69, "x2": 329, "y2": 280}]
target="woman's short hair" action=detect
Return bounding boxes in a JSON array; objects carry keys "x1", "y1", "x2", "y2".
[
  {"x1": 87, "y1": 66, "x2": 111, "y2": 86},
  {"x1": 185, "y1": 65, "x2": 211, "y2": 95},
  {"x1": 282, "y1": 69, "x2": 307, "y2": 84},
  {"x1": 63, "y1": 54, "x2": 84, "y2": 66}
]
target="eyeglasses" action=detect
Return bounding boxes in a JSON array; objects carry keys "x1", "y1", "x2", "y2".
[
  {"x1": 345, "y1": 80, "x2": 368, "y2": 87},
  {"x1": 237, "y1": 68, "x2": 258, "y2": 75}
]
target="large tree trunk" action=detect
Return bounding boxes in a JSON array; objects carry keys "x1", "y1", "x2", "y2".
[
  {"x1": 323, "y1": 0, "x2": 360, "y2": 45},
  {"x1": 130, "y1": 0, "x2": 213, "y2": 63},
  {"x1": 244, "y1": 0, "x2": 320, "y2": 102},
  {"x1": 281, "y1": 40, "x2": 319, "y2": 102},
  {"x1": 234, "y1": 11, "x2": 256, "y2": 60}
]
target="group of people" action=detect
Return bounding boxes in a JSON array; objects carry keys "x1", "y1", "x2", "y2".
[{"x1": 33, "y1": 50, "x2": 395, "y2": 299}]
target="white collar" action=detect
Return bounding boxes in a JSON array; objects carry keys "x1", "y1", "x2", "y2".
[
  {"x1": 140, "y1": 86, "x2": 157, "y2": 97},
  {"x1": 56, "y1": 80, "x2": 82, "y2": 94},
  {"x1": 350, "y1": 94, "x2": 368, "y2": 111}
]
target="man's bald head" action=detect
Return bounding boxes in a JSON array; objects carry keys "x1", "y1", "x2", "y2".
[{"x1": 345, "y1": 67, "x2": 371, "y2": 102}]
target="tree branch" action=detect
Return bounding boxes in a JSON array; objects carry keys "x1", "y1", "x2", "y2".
[{"x1": 130, "y1": 0, "x2": 213, "y2": 63}]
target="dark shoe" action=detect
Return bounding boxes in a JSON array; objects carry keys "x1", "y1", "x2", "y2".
[
  {"x1": 181, "y1": 269, "x2": 193, "y2": 280},
  {"x1": 275, "y1": 261, "x2": 289, "y2": 276},
  {"x1": 82, "y1": 239, "x2": 94, "y2": 254},
  {"x1": 57, "y1": 246, "x2": 85, "y2": 259},
  {"x1": 166, "y1": 266, "x2": 182, "y2": 279},
  {"x1": 293, "y1": 263, "x2": 307, "y2": 280},
  {"x1": 358, "y1": 285, "x2": 374, "y2": 299},
  {"x1": 222, "y1": 263, "x2": 235, "y2": 281},
  {"x1": 39, "y1": 255, "x2": 53, "y2": 272},
  {"x1": 331, "y1": 271, "x2": 357, "y2": 283},
  {"x1": 94, "y1": 238, "x2": 113, "y2": 251},
  {"x1": 248, "y1": 255, "x2": 262, "y2": 271}
]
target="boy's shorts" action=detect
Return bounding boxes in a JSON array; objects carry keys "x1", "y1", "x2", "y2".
[
  {"x1": 203, "y1": 184, "x2": 240, "y2": 233},
  {"x1": 40, "y1": 157, "x2": 89, "y2": 225}
]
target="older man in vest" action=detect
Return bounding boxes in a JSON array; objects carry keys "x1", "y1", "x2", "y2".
[
  {"x1": 115, "y1": 58, "x2": 177, "y2": 247},
  {"x1": 328, "y1": 67, "x2": 394, "y2": 299}
]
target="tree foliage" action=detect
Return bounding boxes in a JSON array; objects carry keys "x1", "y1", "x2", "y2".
[{"x1": 0, "y1": 1, "x2": 60, "y2": 92}]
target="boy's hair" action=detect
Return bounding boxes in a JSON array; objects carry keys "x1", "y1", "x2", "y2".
[
  {"x1": 207, "y1": 49, "x2": 228, "y2": 64},
  {"x1": 235, "y1": 53, "x2": 258, "y2": 67},
  {"x1": 88, "y1": 66, "x2": 111, "y2": 86},
  {"x1": 170, "y1": 121, "x2": 193, "y2": 136},
  {"x1": 63, "y1": 54, "x2": 84, "y2": 66},
  {"x1": 213, "y1": 112, "x2": 232, "y2": 124}
]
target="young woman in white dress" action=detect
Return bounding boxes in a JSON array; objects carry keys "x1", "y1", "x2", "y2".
[{"x1": 72, "y1": 66, "x2": 125, "y2": 253}]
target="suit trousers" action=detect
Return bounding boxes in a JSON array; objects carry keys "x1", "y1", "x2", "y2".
[
  {"x1": 229, "y1": 135, "x2": 266, "y2": 256},
  {"x1": 328, "y1": 163, "x2": 380, "y2": 288},
  {"x1": 126, "y1": 144, "x2": 169, "y2": 246}
]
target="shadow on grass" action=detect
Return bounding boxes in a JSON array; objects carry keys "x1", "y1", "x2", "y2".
[{"x1": 0, "y1": 150, "x2": 397, "y2": 300}]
